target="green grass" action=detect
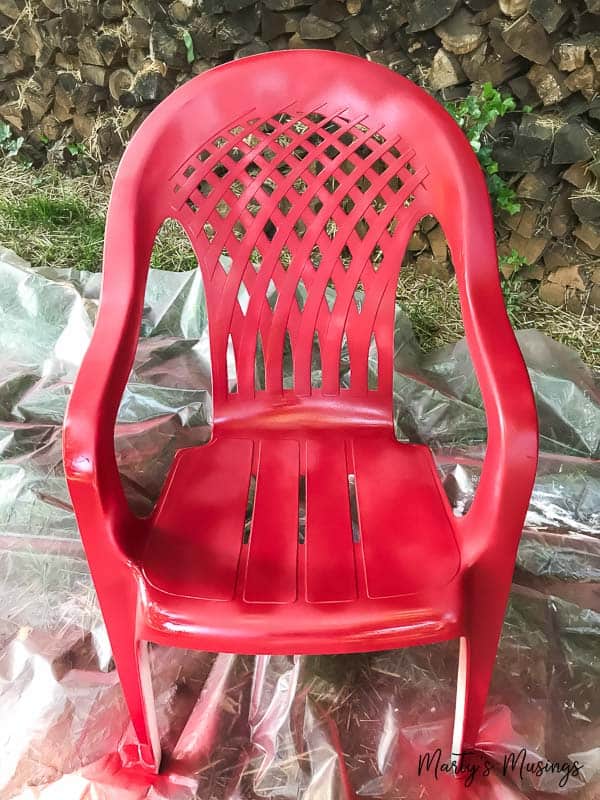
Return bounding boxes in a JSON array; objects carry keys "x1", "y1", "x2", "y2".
[
  {"x1": 0, "y1": 164, "x2": 108, "y2": 272},
  {"x1": 0, "y1": 195, "x2": 105, "y2": 272},
  {"x1": 3, "y1": 195, "x2": 97, "y2": 227},
  {"x1": 0, "y1": 165, "x2": 198, "y2": 273},
  {"x1": 0, "y1": 162, "x2": 598, "y2": 370}
]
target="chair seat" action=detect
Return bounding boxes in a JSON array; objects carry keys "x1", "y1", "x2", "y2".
[{"x1": 139, "y1": 431, "x2": 462, "y2": 652}]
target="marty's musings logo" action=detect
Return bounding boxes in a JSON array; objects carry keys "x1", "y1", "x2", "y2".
[{"x1": 417, "y1": 748, "x2": 583, "y2": 788}]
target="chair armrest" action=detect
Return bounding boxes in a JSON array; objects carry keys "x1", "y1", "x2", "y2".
[
  {"x1": 63, "y1": 189, "x2": 159, "y2": 561},
  {"x1": 445, "y1": 213, "x2": 538, "y2": 565},
  {"x1": 412, "y1": 93, "x2": 539, "y2": 567}
]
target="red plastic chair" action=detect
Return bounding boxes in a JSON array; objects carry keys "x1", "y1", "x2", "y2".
[{"x1": 63, "y1": 51, "x2": 538, "y2": 774}]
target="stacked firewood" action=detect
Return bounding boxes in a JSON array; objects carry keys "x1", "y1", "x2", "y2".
[{"x1": 1, "y1": 0, "x2": 599, "y2": 308}]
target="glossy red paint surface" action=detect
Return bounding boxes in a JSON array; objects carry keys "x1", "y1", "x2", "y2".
[{"x1": 63, "y1": 51, "x2": 539, "y2": 773}]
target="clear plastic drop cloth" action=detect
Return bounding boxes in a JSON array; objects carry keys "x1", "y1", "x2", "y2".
[{"x1": 0, "y1": 244, "x2": 599, "y2": 799}]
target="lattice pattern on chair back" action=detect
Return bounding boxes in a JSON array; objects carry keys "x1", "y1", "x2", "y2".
[{"x1": 167, "y1": 103, "x2": 430, "y2": 405}]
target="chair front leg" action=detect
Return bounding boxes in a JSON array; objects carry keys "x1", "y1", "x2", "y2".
[{"x1": 97, "y1": 569, "x2": 161, "y2": 773}]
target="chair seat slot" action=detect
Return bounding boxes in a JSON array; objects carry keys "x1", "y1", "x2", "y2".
[
  {"x1": 352, "y1": 439, "x2": 460, "y2": 599},
  {"x1": 305, "y1": 439, "x2": 357, "y2": 602},
  {"x1": 144, "y1": 438, "x2": 253, "y2": 600},
  {"x1": 243, "y1": 439, "x2": 300, "y2": 603}
]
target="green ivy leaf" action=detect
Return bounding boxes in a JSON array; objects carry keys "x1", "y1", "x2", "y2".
[
  {"x1": 182, "y1": 30, "x2": 195, "y2": 64},
  {"x1": 67, "y1": 142, "x2": 85, "y2": 156},
  {"x1": 500, "y1": 248, "x2": 528, "y2": 270},
  {"x1": 444, "y1": 83, "x2": 524, "y2": 217}
]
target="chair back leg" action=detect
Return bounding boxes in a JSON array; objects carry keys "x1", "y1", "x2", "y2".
[{"x1": 452, "y1": 566, "x2": 512, "y2": 772}]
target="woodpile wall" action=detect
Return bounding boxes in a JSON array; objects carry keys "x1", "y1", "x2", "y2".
[{"x1": 1, "y1": 0, "x2": 599, "y2": 309}]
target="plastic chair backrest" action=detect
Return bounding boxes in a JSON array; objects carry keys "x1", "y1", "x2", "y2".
[
  {"x1": 100, "y1": 51, "x2": 518, "y2": 435},
  {"x1": 171, "y1": 105, "x2": 425, "y2": 407}
]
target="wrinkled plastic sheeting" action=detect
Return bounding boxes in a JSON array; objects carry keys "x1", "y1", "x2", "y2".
[{"x1": 0, "y1": 245, "x2": 599, "y2": 800}]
